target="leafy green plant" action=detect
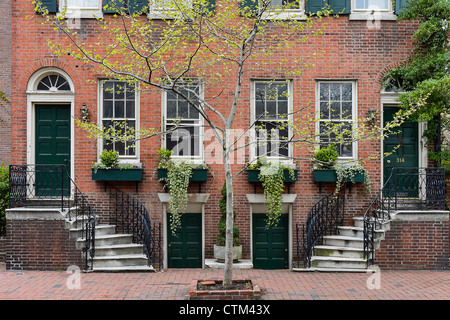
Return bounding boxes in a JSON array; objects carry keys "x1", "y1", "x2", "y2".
[
  {"x1": 157, "y1": 148, "x2": 172, "y2": 169},
  {"x1": 216, "y1": 182, "x2": 241, "y2": 247},
  {"x1": 314, "y1": 145, "x2": 339, "y2": 169},
  {"x1": 99, "y1": 149, "x2": 119, "y2": 168},
  {"x1": 165, "y1": 161, "x2": 193, "y2": 235},
  {"x1": 335, "y1": 164, "x2": 371, "y2": 194},
  {"x1": 259, "y1": 164, "x2": 285, "y2": 228},
  {"x1": 0, "y1": 164, "x2": 8, "y2": 236}
]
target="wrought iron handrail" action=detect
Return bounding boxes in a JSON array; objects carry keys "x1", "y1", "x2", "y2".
[
  {"x1": 296, "y1": 190, "x2": 346, "y2": 268},
  {"x1": 8, "y1": 164, "x2": 97, "y2": 271},
  {"x1": 363, "y1": 167, "x2": 446, "y2": 267},
  {"x1": 106, "y1": 184, "x2": 162, "y2": 270}
]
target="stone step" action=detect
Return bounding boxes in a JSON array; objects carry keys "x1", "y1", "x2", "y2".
[
  {"x1": 93, "y1": 254, "x2": 149, "y2": 268},
  {"x1": 337, "y1": 226, "x2": 386, "y2": 240},
  {"x1": 77, "y1": 233, "x2": 133, "y2": 249},
  {"x1": 314, "y1": 245, "x2": 365, "y2": 259},
  {"x1": 323, "y1": 235, "x2": 364, "y2": 248},
  {"x1": 353, "y1": 216, "x2": 391, "y2": 231},
  {"x1": 93, "y1": 265, "x2": 155, "y2": 272},
  {"x1": 310, "y1": 256, "x2": 367, "y2": 269},
  {"x1": 70, "y1": 224, "x2": 115, "y2": 239},
  {"x1": 94, "y1": 243, "x2": 144, "y2": 257}
]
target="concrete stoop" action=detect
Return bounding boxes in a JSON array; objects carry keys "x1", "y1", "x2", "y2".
[
  {"x1": 64, "y1": 209, "x2": 155, "y2": 272},
  {"x1": 293, "y1": 216, "x2": 391, "y2": 273}
]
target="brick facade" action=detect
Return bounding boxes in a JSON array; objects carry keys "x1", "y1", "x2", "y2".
[
  {"x1": 375, "y1": 212, "x2": 449, "y2": 270},
  {"x1": 6, "y1": 0, "x2": 449, "y2": 271},
  {"x1": 0, "y1": 0, "x2": 12, "y2": 165},
  {"x1": 5, "y1": 209, "x2": 83, "y2": 271}
]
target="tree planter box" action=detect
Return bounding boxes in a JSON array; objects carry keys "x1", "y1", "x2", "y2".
[
  {"x1": 313, "y1": 169, "x2": 364, "y2": 183},
  {"x1": 157, "y1": 168, "x2": 208, "y2": 182},
  {"x1": 213, "y1": 245, "x2": 242, "y2": 262},
  {"x1": 189, "y1": 279, "x2": 261, "y2": 300},
  {"x1": 92, "y1": 168, "x2": 143, "y2": 181},
  {"x1": 247, "y1": 169, "x2": 298, "y2": 183}
]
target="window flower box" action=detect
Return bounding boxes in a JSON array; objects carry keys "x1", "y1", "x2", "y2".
[
  {"x1": 157, "y1": 168, "x2": 208, "y2": 182},
  {"x1": 313, "y1": 169, "x2": 364, "y2": 183},
  {"x1": 247, "y1": 169, "x2": 298, "y2": 183},
  {"x1": 92, "y1": 168, "x2": 143, "y2": 181}
]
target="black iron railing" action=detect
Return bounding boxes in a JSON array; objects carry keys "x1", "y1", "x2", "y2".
[
  {"x1": 107, "y1": 184, "x2": 162, "y2": 270},
  {"x1": 363, "y1": 167, "x2": 446, "y2": 267},
  {"x1": 296, "y1": 190, "x2": 346, "y2": 268},
  {"x1": 8, "y1": 164, "x2": 97, "y2": 271}
]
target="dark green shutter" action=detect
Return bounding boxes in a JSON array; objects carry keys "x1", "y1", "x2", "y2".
[
  {"x1": 194, "y1": 0, "x2": 216, "y2": 15},
  {"x1": 395, "y1": 0, "x2": 408, "y2": 15},
  {"x1": 36, "y1": 0, "x2": 57, "y2": 13},
  {"x1": 329, "y1": 0, "x2": 350, "y2": 14},
  {"x1": 239, "y1": 0, "x2": 258, "y2": 16},
  {"x1": 103, "y1": 0, "x2": 120, "y2": 13},
  {"x1": 127, "y1": 0, "x2": 148, "y2": 14},
  {"x1": 305, "y1": 0, "x2": 327, "y2": 15}
]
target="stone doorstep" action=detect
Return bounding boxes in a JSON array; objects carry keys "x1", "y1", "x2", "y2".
[{"x1": 189, "y1": 279, "x2": 261, "y2": 300}]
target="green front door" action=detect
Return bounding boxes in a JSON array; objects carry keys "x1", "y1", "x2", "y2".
[
  {"x1": 167, "y1": 213, "x2": 202, "y2": 268},
  {"x1": 253, "y1": 213, "x2": 289, "y2": 269},
  {"x1": 35, "y1": 104, "x2": 71, "y2": 196},
  {"x1": 383, "y1": 106, "x2": 419, "y2": 197}
]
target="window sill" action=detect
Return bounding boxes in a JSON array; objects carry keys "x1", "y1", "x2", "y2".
[
  {"x1": 58, "y1": 9, "x2": 103, "y2": 19},
  {"x1": 261, "y1": 10, "x2": 307, "y2": 20},
  {"x1": 349, "y1": 11, "x2": 397, "y2": 21}
]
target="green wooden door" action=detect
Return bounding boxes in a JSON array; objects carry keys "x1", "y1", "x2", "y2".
[
  {"x1": 383, "y1": 106, "x2": 419, "y2": 197},
  {"x1": 35, "y1": 105, "x2": 71, "y2": 196},
  {"x1": 167, "y1": 213, "x2": 202, "y2": 268},
  {"x1": 253, "y1": 213, "x2": 289, "y2": 269}
]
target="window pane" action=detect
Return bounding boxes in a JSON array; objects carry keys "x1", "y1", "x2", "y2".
[
  {"x1": 126, "y1": 101, "x2": 135, "y2": 118},
  {"x1": 114, "y1": 82, "x2": 125, "y2": 99},
  {"x1": 320, "y1": 83, "x2": 329, "y2": 100},
  {"x1": 341, "y1": 83, "x2": 353, "y2": 101},
  {"x1": 330, "y1": 102, "x2": 341, "y2": 120},
  {"x1": 329, "y1": 83, "x2": 341, "y2": 102},
  {"x1": 114, "y1": 101, "x2": 124, "y2": 118},
  {"x1": 320, "y1": 102, "x2": 330, "y2": 119},
  {"x1": 341, "y1": 102, "x2": 352, "y2": 120},
  {"x1": 103, "y1": 100, "x2": 113, "y2": 118},
  {"x1": 103, "y1": 82, "x2": 114, "y2": 99}
]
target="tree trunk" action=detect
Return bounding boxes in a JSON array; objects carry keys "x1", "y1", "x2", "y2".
[{"x1": 223, "y1": 132, "x2": 234, "y2": 288}]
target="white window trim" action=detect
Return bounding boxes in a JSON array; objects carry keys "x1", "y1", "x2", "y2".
[
  {"x1": 250, "y1": 80, "x2": 294, "y2": 165},
  {"x1": 58, "y1": 0, "x2": 103, "y2": 19},
  {"x1": 97, "y1": 79, "x2": 141, "y2": 165},
  {"x1": 350, "y1": 0, "x2": 396, "y2": 20},
  {"x1": 161, "y1": 85, "x2": 205, "y2": 165},
  {"x1": 315, "y1": 80, "x2": 358, "y2": 162},
  {"x1": 148, "y1": 0, "x2": 192, "y2": 20},
  {"x1": 261, "y1": 0, "x2": 307, "y2": 20}
]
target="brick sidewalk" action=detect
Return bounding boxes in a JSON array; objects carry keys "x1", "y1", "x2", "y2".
[{"x1": 0, "y1": 263, "x2": 449, "y2": 300}]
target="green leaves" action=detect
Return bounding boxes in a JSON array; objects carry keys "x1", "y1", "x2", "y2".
[{"x1": 258, "y1": 163, "x2": 285, "y2": 228}]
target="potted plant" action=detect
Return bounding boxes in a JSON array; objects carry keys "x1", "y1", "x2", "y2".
[
  {"x1": 92, "y1": 150, "x2": 143, "y2": 181},
  {"x1": 214, "y1": 182, "x2": 242, "y2": 262}
]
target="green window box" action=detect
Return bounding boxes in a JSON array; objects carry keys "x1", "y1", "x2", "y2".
[
  {"x1": 157, "y1": 168, "x2": 208, "y2": 182},
  {"x1": 247, "y1": 169, "x2": 298, "y2": 183},
  {"x1": 313, "y1": 169, "x2": 364, "y2": 183},
  {"x1": 92, "y1": 168, "x2": 143, "y2": 181}
]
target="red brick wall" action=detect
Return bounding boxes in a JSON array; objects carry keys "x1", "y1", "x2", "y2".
[
  {"x1": 6, "y1": 218, "x2": 83, "y2": 271},
  {"x1": 0, "y1": 0, "x2": 11, "y2": 165},
  {"x1": 10, "y1": 1, "x2": 428, "y2": 267},
  {"x1": 375, "y1": 216, "x2": 449, "y2": 270}
]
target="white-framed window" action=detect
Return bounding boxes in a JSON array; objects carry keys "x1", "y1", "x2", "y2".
[
  {"x1": 163, "y1": 83, "x2": 204, "y2": 162},
  {"x1": 251, "y1": 80, "x2": 293, "y2": 161},
  {"x1": 59, "y1": 0, "x2": 103, "y2": 18},
  {"x1": 262, "y1": 0, "x2": 306, "y2": 20},
  {"x1": 350, "y1": 0, "x2": 396, "y2": 20},
  {"x1": 316, "y1": 81, "x2": 357, "y2": 159},
  {"x1": 99, "y1": 80, "x2": 139, "y2": 158}
]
